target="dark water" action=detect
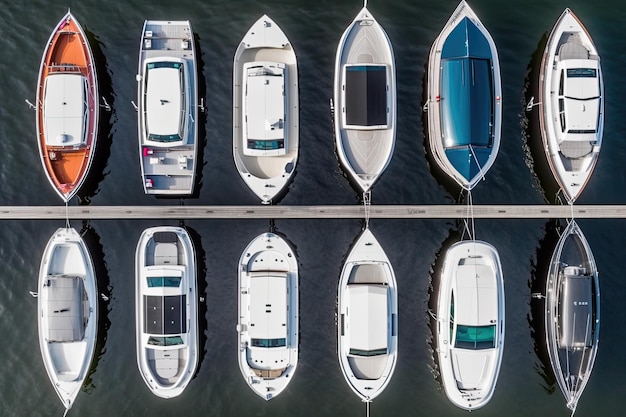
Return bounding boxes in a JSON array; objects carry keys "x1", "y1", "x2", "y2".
[{"x1": 1, "y1": 0, "x2": 625, "y2": 416}]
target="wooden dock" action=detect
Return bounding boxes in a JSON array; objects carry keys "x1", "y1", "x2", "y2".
[{"x1": 0, "y1": 205, "x2": 624, "y2": 220}]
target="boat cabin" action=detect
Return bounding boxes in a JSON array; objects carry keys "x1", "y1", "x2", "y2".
[
  {"x1": 247, "y1": 272, "x2": 289, "y2": 372},
  {"x1": 342, "y1": 64, "x2": 389, "y2": 130},
  {"x1": 43, "y1": 275, "x2": 87, "y2": 343},
  {"x1": 452, "y1": 263, "x2": 498, "y2": 350},
  {"x1": 242, "y1": 62, "x2": 288, "y2": 157},
  {"x1": 142, "y1": 58, "x2": 188, "y2": 146},
  {"x1": 43, "y1": 73, "x2": 88, "y2": 147},
  {"x1": 558, "y1": 267, "x2": 593, "y2": 349},
  {"x1": 554, "y1": 60, "x2": 601, "y2": 145}
]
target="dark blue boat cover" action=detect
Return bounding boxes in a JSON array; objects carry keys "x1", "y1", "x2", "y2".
[{"x1": 444, "y1": 147, "x2": 492, "y2": 182}]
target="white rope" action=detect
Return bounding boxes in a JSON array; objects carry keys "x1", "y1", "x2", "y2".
[
  {"x1": 469, "y1": 145, "x2": 487, "y2": 184},
  {"x1": 65, "y1": 200, "x2": 70, "y2": 229},
  {"x1": 366, "y1": 400, "x2": 370, "y2": 417},
  {"x1": 363, "y1": 191, "x2": 371, "y2": 229}
]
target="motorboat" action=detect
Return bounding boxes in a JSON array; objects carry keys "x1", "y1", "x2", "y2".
[
  {"x1": 36, "y1": 11, "x2": 99, "y2": 202},
  {"x1": 236, "y1": 232, "x2": 298, "y2": 400},
  {"x1": 545, "y1": 220, "x2": 599, "y2": 413},
  {"x1": 333, "y1": 2, "x2": 396, "y2": 194},
  {"x1": 136, "y1": 21, "x2": 198, "y2": 195},
  {"x1": 135, "y1": 226, "x2": 198, "y2": 398},
  {"x1": 435, "y1": 240, "x2": 504, "y2": 410},
  {"x1": 337, "y1": 227, "x2": 397, "y2": 401},
  {"x1": 38, "y1": 227, "x2": 97, "y2": 413},
  {"x1": 539, "y1": 9, "x2": 603, "y2": 203},
  {"x1": 426, "y1": 0, "x2": 502, "y2": 190},
  {"x1": 233, "y1": 15, "x2": 299, "y2": 204}
]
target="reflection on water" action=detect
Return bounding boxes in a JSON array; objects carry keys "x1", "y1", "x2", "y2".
[
  {"x1": 80, "y1": 221, "x2": 111, "y2": 394},
  {"x1": 528, "y1": 219, "x2": 563, "y2": 393},
  {"x1": 426, "y1": 225, "x2": 463, "y2": 388},
  {"x1": 185, "y1": 224, "x2": 208, "y2": 379},
  {"x1": 521, "y1": 32, "x2": 563, "y2": 205},
  {"x1": 78, "y1": 30, "x2": 114, "y2": 206}
]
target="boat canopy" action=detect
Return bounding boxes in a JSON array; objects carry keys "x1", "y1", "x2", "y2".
[
  {"x1": 144, "y1": 294, "x2": 187, "y2": 335},
  {"x1": 243, "y1": 62, "x2": 287, "y2": 156},
  {"x1": 144, "y1": 59, "x2": 185, "y2": 143},
  {"x1": 557, "y1": 60, "x2": 601, "y2": 142},
  {"x1": 344, "y1": 65, "x2": 388, "y2": 128},
  {"x1": 43, "y1": 73, "x2": 87, "y2": 147},
  {"x1": 249, "y1": 273, "x2": 288, "y2": 341},
  {"x1": 44, "y1": 275, "x2": 86, "y2": 342},
  {"x1": 440, "y1": 17, "x2": 494, "y2": 150},
  {"x1": 558, "y1": 270, "x2": 593, "y2": 349},
  {"x1": 347, "y1": 284, "x2": 388, "y2": 354},
  {"x1": 455, "y1": 263, "x2": 497, "y2": 327}
]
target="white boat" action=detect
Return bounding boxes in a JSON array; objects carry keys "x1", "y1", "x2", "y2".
[
  {"x1": 233, "y1": 15, "x2": 299, "y2": 204},
  {"x1": 337, "y1": 227, "x2": 397, "y2": 402},
  {"x1": 436, "y1": 240, "x2": 504, "y2": 410},
  {"x1": 539, "y1": 9, "x2": 603, "y2": 203},
  {"x1": 135, "y1": 226, "x2": 198, "y2": 398},
  {"x1": 237, "y1": 232, "x2": 298, "y2": 400},
  {"x1": 38, "y1": 228, "x2": 97, "y2": 413},
  {"x1": 136, "y1": 21, "x2": 198, "y2": 195},
  {"x1": 426, "y1": 0, "x2": 502, "y2": 190},
  {"x1": 333, "y1": 2, "x2": 396, "y2": 194},
  {"x1": 545, "y1": 220, "x2": 599, "y2": 413}
]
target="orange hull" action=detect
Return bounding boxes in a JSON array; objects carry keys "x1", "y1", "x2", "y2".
[{"x1": 36, "y1": 11, "x2": 98, "y2": 202}]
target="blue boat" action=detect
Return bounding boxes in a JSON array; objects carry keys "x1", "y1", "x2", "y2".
[{"x1": 426, "y1": 1, "x2": 502, "y2": 190}]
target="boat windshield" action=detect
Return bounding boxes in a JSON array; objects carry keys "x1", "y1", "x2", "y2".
[
  {"x1": 454, "y1": 324, "x2": 496, "y2": 350},
  {"x1": 147, "y1": 276, "x2": 182, "y2": 287},
  {"x1": 349, "y1": 348, "x2": 387, "y2": 357},
  {"x1": 251, "y1": 338, "x2": 286, "y2": 348},
  {"x1": 148, "y1": 335, "x2": 184, "y2": 346}
]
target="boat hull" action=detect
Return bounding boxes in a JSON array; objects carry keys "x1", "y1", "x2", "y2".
[
  {"x1": 38, "y1": 227, "x2": 97, "y2": 411},
  {"x1": 333, "y1": 7, "x2": 396, "y2": 194},
  {"x1": 337, "y1": 227, "x2": 397, "y2": 401},
  {"x1": 36, "y1": 11, "x2": 99, "y2": 202},
  {"x1": 436, "y1": 240, "x2": 504, "y2": 410},
  {"x1": 233, "y1": 15, "x2": 299, "y2": 204},
  {"x1": 237, "y1": 232, "x2": 298, "y2": 400},
  {"x1": 137, "y1": 21, "x2": 198, "y2": 195},
  {"x1": 539, "y1": 9, "x2": 603, "y2": 203},
  {"x1": 135, "y1": 226, "x2": 198, "y2": 398},
  {"x1": 545, "y1": 220, "x2": 599, "y2": 412},
  {"x1": 426, "y1": 0, "x2": 501, "y2": 190}
]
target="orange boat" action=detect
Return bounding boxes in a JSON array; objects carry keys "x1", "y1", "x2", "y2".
[{"x1": 36, "y1": 11, "x2": 98, "y2": 202}]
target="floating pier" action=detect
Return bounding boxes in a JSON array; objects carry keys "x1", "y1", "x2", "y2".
[{"x1": 0, "y1": 205, "x2": 623, "y2": 220}]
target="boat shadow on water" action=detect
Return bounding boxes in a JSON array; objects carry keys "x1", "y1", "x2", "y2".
[
  {"x1": 188, "y1": 33, "x2": 207, "y2": 201},
  {"x1": 528, "y1": 219, "x2": 563, "y2": 393},
  {"x1": 79, "y1": 221, "x2": 111, "y2": 393},
  {"x1": 521, "y1": 33, "x2": 564, "y2": 205},
  {"x1": 184, "y1": 224, "x2": 208, "y2": 379},
  {"x1": 77, "y1": 29, "x2": 114, "y2": 206},
  {"x1": 425, "y1": 224, "x2": 462, "y2": 388}
]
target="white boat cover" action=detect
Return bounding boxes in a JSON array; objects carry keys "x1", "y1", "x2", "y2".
[{"x1": 44, "y1": 74, "x2": 86, "y2": 147}]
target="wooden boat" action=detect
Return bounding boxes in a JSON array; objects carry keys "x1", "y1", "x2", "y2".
[
  {"x1": 36, "y1": 11, "x2": 99, "y2": 202},
  {"x1": 136, "y1": 21, "x2": 198, "y2": 195},
  {"x1": 236, "y1": 232, "x2": 299, "y2": 400},
  {"x1": 233, "y1": 15, "x2": 299, "y2": 204},
  {"x1": 436, "y1": 240, "x2": 504, "y2": 410},
  {"x1": 333, "y1": 2, "x2": 396, "y2": 194},
  {"x1": 38, "y1": 227, "x2": 97, "y2": 413},
  {"x1": 426, "y1": 0, "x2": 502, "y2": 190},
  {"x1": 545, "y1": 220, "x2": 599, "y2": 413},
  {"x1": 539, "y1": 9, "x2": 603, "y2": 203},
  {"x1": 135, "y1": 226, "x2": 198, "y2": 398},
  {"x1": 337, "y1": 227, "x2": 397, "y2": 401}
]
